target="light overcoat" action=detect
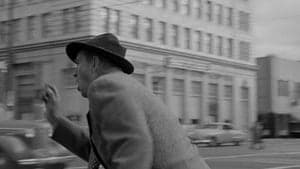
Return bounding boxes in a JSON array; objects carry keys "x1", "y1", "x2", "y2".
[{"x1": 52, "y1": 71, "x2": 210, "y2": 169}]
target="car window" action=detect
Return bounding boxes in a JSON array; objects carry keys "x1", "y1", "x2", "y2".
[
  {"x1": 223, "y1": 124, "x2": 233, "y2": 130},
  {"x1": 202, "y1": 124, "x2": 218, "y2": 129}
]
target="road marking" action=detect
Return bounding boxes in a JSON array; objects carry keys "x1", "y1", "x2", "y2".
[
  {"x1": 204, "y1": 152, "x2": 300, "y2": 160},
  {"x1": 264, "y1": 165, "x2": 300, "y2": 169}
]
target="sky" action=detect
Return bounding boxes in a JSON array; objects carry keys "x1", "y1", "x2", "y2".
[{"x1": 252, "y1": 0, "x2": 300, "y2": 60}]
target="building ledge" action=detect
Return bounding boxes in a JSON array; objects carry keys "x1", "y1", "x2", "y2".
[{"x1": 0, "y1": 35, "x2": 257, "y2": 72}]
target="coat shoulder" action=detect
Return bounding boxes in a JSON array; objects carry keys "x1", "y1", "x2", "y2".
[{"x1": 87, "y1": 72, "x2": 150, "y2": 100}]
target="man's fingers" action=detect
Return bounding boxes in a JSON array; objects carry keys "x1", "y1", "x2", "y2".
[
  {"x1": 45, "y1": 84, "x2": 60, "y2": 99},
  {"x1": 46, "y1": 88, "x2": 56, "y2": 100},
  {"x1": 46, "y1": 84, "x2": 57, "y2": 96},
  {"x1": 52, "y1": 85, "x2": 60, "y2": 99}
]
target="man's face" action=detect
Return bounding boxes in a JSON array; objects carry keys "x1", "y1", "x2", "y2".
[{"x1": 74, "y1": 50, "x2": 93, "y2": 98}]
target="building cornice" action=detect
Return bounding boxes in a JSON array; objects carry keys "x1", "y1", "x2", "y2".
[
  {"x1": 0, "y1": 35, "x2": 94, "y2": 54},
  {"x1": 0, "y1": 36, "x2": 257, "y2": 72},
  {"x1": 121, "y1": 40, "x2": 258, "y2": 71}
]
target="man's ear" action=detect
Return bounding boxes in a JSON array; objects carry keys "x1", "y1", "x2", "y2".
[
  {"x1": 91, "y1": 56, "x2": 97, "y2": 72},
  {"x1": 91, "y1": 56, "x2": 101, "y2": 73}
]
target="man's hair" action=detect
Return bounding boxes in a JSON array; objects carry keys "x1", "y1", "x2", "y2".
[{"x1": 82, "y1": 50, "x2": 118, "y2": 70}]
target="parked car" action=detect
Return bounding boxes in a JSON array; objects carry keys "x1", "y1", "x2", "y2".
[
  {"x1": 0, "y1": 120, "x2": 75, "y2": 169},
  {"x1": 187, "y1": 122, "x2": 247, "y2": 146}
]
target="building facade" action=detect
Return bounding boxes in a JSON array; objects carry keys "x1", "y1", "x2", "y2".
[
  {"x1": 257, "y1": 56, "x2": 300, "y2": 118},
  {"x1": 257, "y1": 55, "x2": 300, "y2": 132},
  {"x1": 0, "y1": 0, "x2": 256, "y2": 130},
  {"x1": 257, "y1": 55, "x2": 300, "y2": 136}
]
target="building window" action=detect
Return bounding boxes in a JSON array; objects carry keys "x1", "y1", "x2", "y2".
[
  {"x1": 74, "y1": 6, "x2": 84, "y2": 33},
  {"x1": 173, "y1": 79, "x2": 184, "y2": 93},
  {"x1": 100, "y1": 7, "x2": 110, "y2": 32},
  {"x1": 192, "y1": 81, "x2": 202, "y2": 96},
  {"x1": 241, "y1": 87, "x2": 249, "y2": 99},
  {"x1": 0, "y1": 0, "x2": 3, "y2": 7},
  {"x1": 144, "y1": 18, "x2": 153, "y2": 42},
  {"x1": 12, "y1": 19, "x2": 21, "y2": 42},
  {"x1": 110, "y1": 9, "x2": 121, "y2": 35},
  {"x1": 240, "y1": 86, "x2": 250, "y2": 129},
  {"x1": 0, "y1": 21, "x2": 8, "y2": 44},
  {"x1": 62, "y1": 6, "x2": 84, "y2": 34},
  {"x1": 216, "y1": 4, "x2": 223, "y2": 25},
  {"x1": 224, "y1": 85, "x2": 233, "y2": 98},
  {"x1": 206, "y1": 0, "x2": 213, "y2": 22},
  {"x1": 130, "y1": 15, "x2": 139, "y2": 39},
  {"x1": 181, "y1": 0, "x2": 191, "y2": 16},
  {"x1": 195, "y1": 31, "x2": 203, "y2": 52},
  {"x1": 172, "y1": 79, "x2": 184, "y2": 120},
  {"x1": 158, "y1": 21, "x2": 167, "y2": 45},
  {"x1": 172, "y1": 25, "x2": 179, "y2": 47},
  {"x1": 41, "y1": 13, "x2": 51, "y2": 38},
  {"x1": 226, "y1": 7, "x2": 233, "y2": 27},
  {"x1": 209, "y1": 83, "x2": 218, "y2": 122},
  {"x1": 227, "y1": 38, "x2": 234, "y2": 58},
  {"x1": 206, "y1": 33, "x2": 213, "y2": 54},
  {"x1": 278, "y1": 80, "x2": 289, "y2": 97},
  {"x1": 63, "y1": 8, "x2": 73, "y2": 34},
  {"x1": 190, "y1": 81, "x2": 202, "y2": 123},
  {"x1": 195, "y1": 0, "x2": 202, "y2": 18},
  {"x1": 239, "y1": 11, "x2": 250, "y2": 31},
  {"x1": 224, "y1": 85, "x2": 233, "y2": 121},
  {"x1": 172, "y1": 0, "x2": 180, "y2": 12},
  {"x1": 217, "y1": 36, "x2": 223, "y2": 56},
  {"x1": 152, "y1": 77, "x2": 165, "y2": 102},
  {"x1": 27, "y1": 16, "x2": 37, "y2": 40},
  {"x1": 156, "y1": 0, "x2": 167, "y2": 8},
  {"x1": 239, "y1": 41, "x2": 250, "y2": 61},
  {"x1": 0, "y1": 0, "x2": 6, "y2": 8},
  {"x1": 209, "y1": 83, "x2": 218, "y2": 97},
  {"x1": 184, "y1": 28, "x2": 191, "y2": 49},
  {"x1": 294, "y1": 82, "x2": 300, "y2": 99}
]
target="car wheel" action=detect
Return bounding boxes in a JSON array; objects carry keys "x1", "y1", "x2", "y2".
[
  {"x1": 209, "y1": 137, "x2": 219, "y2": 147},
  {"x1": 0, "y1": 151, "x2": 18, "y2": 169}
]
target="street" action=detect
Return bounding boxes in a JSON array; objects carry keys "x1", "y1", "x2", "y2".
[
  {"x1": 200, "y1": 139, "x2": 300, "y2": 169},
  {"x1": 66, "y1": 139, "x2": 300, "y2": 169}
]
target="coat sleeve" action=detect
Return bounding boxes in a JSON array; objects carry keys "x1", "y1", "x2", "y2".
[
  {"x1": 89, "y1": 84, "x2": 154, "y2": 169},
  {"x1": 51, "y1": 116, "x2": 91, "y2": 161}
]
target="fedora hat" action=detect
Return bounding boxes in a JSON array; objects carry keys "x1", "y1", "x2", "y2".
[{"x1": 66, "y1": 33, "x2": 134, "y2": 74}]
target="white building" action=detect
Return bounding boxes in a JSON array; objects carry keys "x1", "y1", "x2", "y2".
[{"x1": 0, "y1": 0, "x2": 257, "y2": 130}]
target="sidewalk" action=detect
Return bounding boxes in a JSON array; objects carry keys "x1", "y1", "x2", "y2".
[
  {"x1": 260, "y1": 138, "x2": 300, "y2": 146},
  {"x1": 245, "y1": 138, "x2": 300, "y2": 153}
]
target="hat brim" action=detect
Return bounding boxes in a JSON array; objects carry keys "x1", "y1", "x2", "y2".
[{"x1": 66, "y1": 42, "x2": 134, "y2": 74}]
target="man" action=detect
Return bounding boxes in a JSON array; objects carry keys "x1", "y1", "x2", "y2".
[
  {"x1": 249, "y1": 121, "x2": 264, "y2": 150},
  {"x1": 43, "y1": 33, "x2": 210, "y2": 169}
]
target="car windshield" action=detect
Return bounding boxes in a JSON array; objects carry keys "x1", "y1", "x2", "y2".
[{"x1": 202, "y1": 124, "x2": 219, "y2": 129}]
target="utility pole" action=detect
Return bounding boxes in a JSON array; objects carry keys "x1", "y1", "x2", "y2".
[{"x1": 5, "y1": 0, "x2": 16, "y2": 117}]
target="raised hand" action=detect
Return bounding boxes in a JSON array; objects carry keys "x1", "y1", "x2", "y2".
[{"x1": 42, "y1": 84, "x2": 61, "y2": 128}]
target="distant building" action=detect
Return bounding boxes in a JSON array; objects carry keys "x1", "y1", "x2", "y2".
[
  {"x1": 257, "y1": 55, "x2": 300, "y2": 136},
  {"x1": 0, "y1": 0, "x2": 256, "y2": 129}
]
